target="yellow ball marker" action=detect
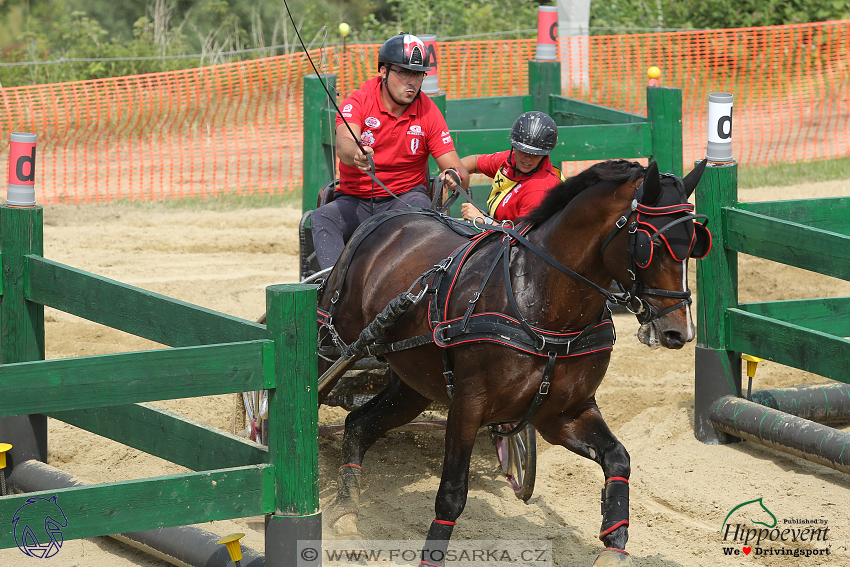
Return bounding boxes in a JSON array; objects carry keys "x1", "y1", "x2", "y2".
[
  {"x1": 339, "y1": 22, "x2": 351, "y2": 38},
  {"x1": 647, "y1": 66, "x2": 661, "y2": 79},
  {"x1": 217, "y1": 533, "x2": 245, "y2": 565}
]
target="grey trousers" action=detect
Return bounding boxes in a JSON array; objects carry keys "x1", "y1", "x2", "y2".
[{"x1": 310, "y1": 186, "x2": 431, "y2": 270}]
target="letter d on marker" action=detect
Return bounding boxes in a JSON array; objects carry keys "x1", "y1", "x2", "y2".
[{"x1": 7, "y1": 132, "x2": 37, "y2": 208}]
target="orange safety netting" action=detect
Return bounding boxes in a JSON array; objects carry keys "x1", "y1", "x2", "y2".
[{"x1": 1, "y1": 20, "x2": 848, "y2": 204}]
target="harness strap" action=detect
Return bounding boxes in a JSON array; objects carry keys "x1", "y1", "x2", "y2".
[
  {"x1": 489, "y1": 352, "x2": 557, "y2": 437},
  {"x1": 435, "y1": 312, "x2": 615, "y2": 358},
  {"x1": 440, "y1": 348, "x2": 455, "y2": 398},
  {"x1": 460, "y1": 244, "x2": 504, "y2": 331}
]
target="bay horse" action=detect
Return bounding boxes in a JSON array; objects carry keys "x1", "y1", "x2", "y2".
[{"x1": 315, "y1": 159, "x2": 710, "y2": 566}]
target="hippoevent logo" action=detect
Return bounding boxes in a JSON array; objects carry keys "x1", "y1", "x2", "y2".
[
  {"x1": 12, "y1": 495, "x2": 68, "y2": 558},
  {"x1": 720, "y1": 497, "x2": 830, "y2": 558}
]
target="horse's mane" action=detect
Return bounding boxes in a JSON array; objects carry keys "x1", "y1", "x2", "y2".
[{"x1": 521, "y1": 160, "x2": 646, "y2": 226}]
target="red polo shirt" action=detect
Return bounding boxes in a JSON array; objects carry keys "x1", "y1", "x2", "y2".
[
  {"x1": 336, "y1": 77, "x2": 456, "y2": 198},
  {"x1": 476, "y1": 150, "x2": 565, "y2": 221}
]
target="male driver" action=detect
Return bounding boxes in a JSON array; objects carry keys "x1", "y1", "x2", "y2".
[{"x1": 311, "y1": 33, "x2": 469, "y2": 270}]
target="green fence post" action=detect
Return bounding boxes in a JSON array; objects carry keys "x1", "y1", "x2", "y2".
[
  {"x1": 528, "y1": 60, "x2": 561, "y2": 114},
  {"x1": 303, "y1": 73, "x2": 337, "y2": 214},
  {"x1": 264, "y1": 283, "x2": 320, "y2": 566},
  {"x1": 646, "y1": 87, "x2": 683, "y2": 176},
  {"x1": 695, "y1": 161, "x2": 741, "y2": 444},
  {"x1": 0, "y1": 205, "x2": 47, "y2": 473}
]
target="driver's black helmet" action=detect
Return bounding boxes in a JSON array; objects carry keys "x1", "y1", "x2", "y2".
[
  {"x1": 510, "y1": 111, "x2": 558, "y2": 156},
  {"x1": 376, "y1": 33, "x2": 432, "y2": 73}
]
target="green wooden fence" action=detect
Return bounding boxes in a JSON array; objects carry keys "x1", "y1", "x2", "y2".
[
  {"x1": 0, "y1": 205, "x2": 319, "y2": 565},
  {"x1": 694, "y1": 161, "x2": 850, "y2": 474},
  {"x1": 302, "y1": 60, "x2": 683, "y2": 213}
]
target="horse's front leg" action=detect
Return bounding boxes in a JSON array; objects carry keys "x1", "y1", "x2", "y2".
[
  {"x1": 536, "y1": 403, "x2": 632, "y2": 567},
  {"x1": 420, "y1": 399, "x2": 482, "y2": 567}
]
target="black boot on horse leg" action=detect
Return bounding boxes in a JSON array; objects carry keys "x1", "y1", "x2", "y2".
[
  {"x1": 330, "y1": 374, "x2": 431, "y2": 537},
  {"x1": 597, "y1": 477, "x2": 631, "y2": 566},
  {"x1": 418, "y1": 407, "x2": 480, "y2": 567}
]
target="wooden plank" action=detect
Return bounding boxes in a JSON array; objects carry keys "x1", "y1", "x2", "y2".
[
  {"x1": 739, "y1": 297, "x2": 850, "y2": 337},
  {"x1": 646, "y1": 86, "x2": 683, "y2": 176},
  {"x1": 695, "y1": 163, "x2": 738, "y2": 349},
  {"x1": 266, "y1": 284, "x2": 319, "y2": 516},
  {"x1": 727, "y1": 308, "x2": 850, "y2": 385},
  {"x1": 0, "y1": 341, "x2": 268, "y2": 417},
  {"x1": 551, "y1": 95, "x2": 647, "y2": 125},
  {"x1": 47, "y1": 402, "x2": 268, "y2": 471},
  {"x1": 1, "y1": 207, "x2": 45, "y2": 364},
  {"x1": 528, "y1": 60, "x2": 560, "y2": 113},
  {"x1": 303, "y1": 73, "x2": 337, "y2": 211},
  {"x1": 725, "y1": 207, "x2": 850, "y2": 281},
  {"x1": 0, "y1": 465, "x2": 269, "y2": 549},
  {"x1": 26, "y1": 256, "x2": 266, "y2": 348},
  {"x1": 739, "y1": 197, "x2": 850, "y2": 236},
  {"x1": 453, "y1": 123, "x2": 651, "y2": 162},
  {"x1": 445, "y1": 96, "x2": 527, "y2": 130}
]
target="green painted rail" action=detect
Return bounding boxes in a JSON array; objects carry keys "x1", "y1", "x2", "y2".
[
  {"x1": 0, "y1": 203, "x2": 320, "y2": 563},
  {"x1": 694, "y1": 161, "x2": 850, "y2": 477}
]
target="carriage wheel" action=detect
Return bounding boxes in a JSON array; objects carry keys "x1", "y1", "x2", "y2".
[{"x1": 490, "y1": 424, "x2": 537, "y2": 501}]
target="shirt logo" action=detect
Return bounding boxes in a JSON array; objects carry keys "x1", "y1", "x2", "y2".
[
  {"x1": 410, "y1": 138, "x2": 420, "y2": 154},
  {"x1": 502, "y1": 192, "x2": 513, "y2": 206},
  {"x1": 361, "y1": 130, "x2": 375, "y2": 146},
  {"x1": 514, "y1": 184, "x2": 522, "y2": 193},
  {"x1": 407, "y1": 125, "x2": 424, "y2": 136},
  {"x1": 365, "y1": 116, "x2": 380, "y2": 128},
  {"x1": 343, "y1": 104, "x2": 352, "y2": 112},
  {"x1": 442, "y1": 135, "x2": 452, "y2": 144}
]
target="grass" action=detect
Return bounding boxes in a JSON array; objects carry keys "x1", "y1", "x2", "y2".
[{"x1": 738, "y1": 157, "x2": 850, "y2": 189}]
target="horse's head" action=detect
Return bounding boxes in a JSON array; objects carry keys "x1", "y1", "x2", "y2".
[{"x1": 603, "y1": 160, "x2": 711, "y2": 349}]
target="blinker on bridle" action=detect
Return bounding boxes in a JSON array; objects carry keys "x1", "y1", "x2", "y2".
[{"x1": 600, "y1": 174, "x2": 711, "y2": 324}]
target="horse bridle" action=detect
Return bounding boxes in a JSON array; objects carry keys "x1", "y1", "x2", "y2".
[{"x1": 599, "y1": 174, "x2": 709, "y2": 324}]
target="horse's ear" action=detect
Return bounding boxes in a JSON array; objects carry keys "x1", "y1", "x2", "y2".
[
  {"x1": 684, "y1": 159, "x2": 708, "y2": 198},
  {"x1": 641, "y1": 161, "x2": 661, "y2": 205}
]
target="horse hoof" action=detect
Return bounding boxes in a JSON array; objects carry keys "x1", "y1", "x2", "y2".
[
  {"x1": 330, "y1": 509, "x2": 362, "y2": 539},
  {"x1": 593, "y1": 548, "x2": 632, "y2": 567}
]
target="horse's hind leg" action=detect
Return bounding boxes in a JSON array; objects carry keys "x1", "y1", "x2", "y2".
[
  {"x1": 331, "y1": 372, "x2": 431, "y2": 536},
  {"x1": 536, "y1": 404, "x2": 632, "y2": 566}
]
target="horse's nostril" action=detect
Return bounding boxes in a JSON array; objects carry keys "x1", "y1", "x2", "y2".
[{"x1": 663, "y1": 330, "x2": 686, "y2": 348}]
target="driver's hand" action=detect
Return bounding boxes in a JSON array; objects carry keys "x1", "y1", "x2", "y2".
[
  {"x1": 439, "y1": 168, "x2": 461, "y2": 198},
  {"x1": 461, "y1": 202, "x2": 484, "y2": 222},
  {"x1": 353, "y1": 146, "x2": 374, "y2": 172}
]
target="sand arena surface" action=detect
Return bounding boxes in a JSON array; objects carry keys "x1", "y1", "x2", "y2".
[{"x1": 1, "y1": 179, "x2": 850, "y2": 567}]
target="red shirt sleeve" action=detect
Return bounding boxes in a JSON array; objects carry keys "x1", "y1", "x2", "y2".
[
  {"x1": 476, "y1": 150, "x2": 511, "y2": 178},
  {"x1": 423, "y1": 98, "x2": 455, "y2": 159}
]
